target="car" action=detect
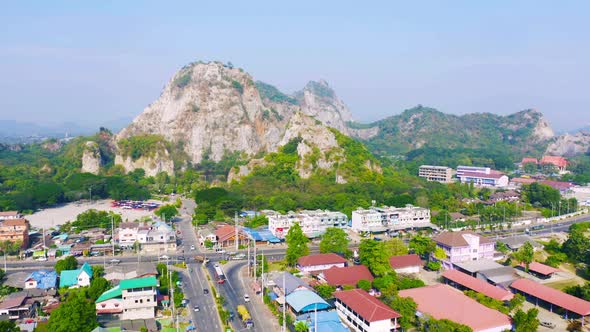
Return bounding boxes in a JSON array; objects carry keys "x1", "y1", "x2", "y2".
[
  {"x1": 190, "y1": 245, "x2": 195, "y2": 250},
  {"x1": 160, "y1": 255, "x2": 169, "y2": 260},
  {"x1": 233, "y1": 253, "x2": 246, "y2": 260},
  {"x1": 177, "y1": 256, "x2": 185, "y2": 261},
  {"x1": 36, "y1": 257, "x2": 48, "y2": 261},
  {"x1": 244, "y1": 294, "x2": 250, "y2": 303},
  {"x1": 203, "y1": 289, "x2": 209, "y2": 295},
  {"x1": 540, "y1": 322, "x2": 555, "y2": 329},
  {"x1": 229, "y1": 311, "x2": 234, "y2": 320},
  {"x1": 110, "y1": 259, "x2": 121, "y2": 264},
  {"x1": 193, "y1": 306, "x2": 200, "y2": 312},
  {"x1": 215, "y1": 248, "x2": 226, "y2": 254}
]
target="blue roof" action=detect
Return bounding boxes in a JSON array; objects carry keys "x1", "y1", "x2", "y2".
[
  {"x1": 286, "y1": 290, "x2": 330, "y2": 313},
  {"x1": 297, "y1": 311, "x2": 349, "y2": 332},
  {"x1": 241, "y1": 227, "x2": 281, "y2": 243},
  {"x1": 26, "y1": 270, "x2": 58, "y2": 289}
]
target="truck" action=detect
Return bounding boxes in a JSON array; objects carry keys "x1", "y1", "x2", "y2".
[
  {"x1": 237, "y1": 305, "x2": 253, "y2": 329},
  {"x1": 194, "y1": 255, "x2": 209, "y2": 264}
]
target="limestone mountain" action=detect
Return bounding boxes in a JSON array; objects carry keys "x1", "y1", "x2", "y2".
[
  {"x1": 546, "y1": 131, "x2": 590, "y2": 157},
  {"x1": 361, "y1": 106, "x2": 555, "y2": 157}
]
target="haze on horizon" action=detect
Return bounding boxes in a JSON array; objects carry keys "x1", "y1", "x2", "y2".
[{"x1": 1, "y1": 1, "x2": 589, "y2": 132}]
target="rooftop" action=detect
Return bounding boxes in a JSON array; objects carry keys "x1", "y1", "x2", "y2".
[
  {"x1": 389, "y1": 254, "x2": 423, "y2": 269},
  {"x1": 25, "y1": 270, "x2": 58, "y2": 289},
  {"x1": 458, "y1": 171, "x2": 505, "y2": 180},
  {"x1": 334, "y1": 289, "x2": 401, "y2": 322},
  {"x1": 285, "y1": 290, "x2": 330, "y2": 313},
  {"x1": 96, "y1": 285, "x2": 122, "y2": 303},
  {"x1": 1, "y1": 218, "x2": 29, "y2": 227},
  {"x1": 454, "y1": 259, "x2": 504, "y2": 274},
  {"x1": 399, "y1": 285, "x2": 512, "y2": 332},
  {"x1": 120, "y1": 276, "x2": 158, "y2": 290},
  {"x1": 322, "y1": 265, "x2": 374, "y2": 287},
  {"x1": 272, "y1": 272, "x2": 311, "y2": 295},
  {"x1": 296, "y1": 310, "x2": 350, "y2": 332},
  {"x1": 0, "y1": 211, "x2": 19, "y2": 217},
  {"x1": 511, "y1": 278, "x2": 590, "y2": 316},
  {"x1": 522, "y1": 261, "x2": 561, "y2": 276},
  {"x1": 442, "y1": 269, "x2": 514, "y2": 301},
  {"x1": 497, "y1": 235, "x2": 541, "y2": 250},
  {"x1": 298, "y1": 253, "x2": 347, "y2": 267},
  {"x1": 433, "y1": 231, "x2": 494, "y2": 248}
]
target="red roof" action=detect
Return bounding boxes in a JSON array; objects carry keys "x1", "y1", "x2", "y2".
[
  {"x1": 521, "y1": 157, "x2": 538, "y2": 165},
  {"x1": 334, "y1": 289, "x2": 401, "y2": 322},
  {"x1": 511, "y1": 178, "x2": 536, "y2": 184},
  {"x1": 0, "y1": 211, "x2": 19, "y2": 217},
  {"x1": 511, "y1": 278, "x2": 590, "y2": 316},
  {"x1": 458, "y1": 171, "x2": 506, "y2": 180},
  {"x1": 1, "y1": 218, "x2": 28, "y2": 227},
  {"x1": 215, "y1": 225, "x2": 245, "y2": 242},
  {"x1": 399, "y1": 285, "x2": 512, "y2": 332},
  {"x1": 442, "y1": 269, "x2": 514, "y2": 301},
  {"x1": 389, "y1": 254, "x2": 423, "y2": 270},
  {"x1": 540, "y1": 180, "x2": 573, "y2": 191},
  {"x1": 521, "y1": 262, "x2": 560, "y2": 276},
  {"x1": 298, "y1": 253, "x2": 347, "y2": 267},
  {"x1": 323, "y1": 265, "x2": 374, "y2": 287},
  {"x1": 540, "y1": 156, "x2": 568, "y2": 168},
  {"x1": 96, "y1": 308, "x2": 123, "y2": 314}
]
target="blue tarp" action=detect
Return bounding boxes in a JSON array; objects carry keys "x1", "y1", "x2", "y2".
[
  {"x1": 241, "y1": 227, "x2": 281, "y2": 243},
  {"x1": 26, "y1": 270, "x2": 58, "y2": 289},
  {"x1": 297, "y1": 310, "x2": 350, "y2": 332}
]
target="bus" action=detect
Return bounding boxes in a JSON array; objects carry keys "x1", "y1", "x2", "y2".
[
  {"x1": 237, "y1": 305, "x2": 253, "y2": 329},
  {"x1": 214, "y1": 265, "x2": 226, "y2": 284}
]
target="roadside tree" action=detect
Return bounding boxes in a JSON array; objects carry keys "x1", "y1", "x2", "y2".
[
  {"x1": 285, "y1": 223, "x2": 309, "y2": 266},
  {"x1": 319, "y1": 227, "x2": 349, "y2": 256}
]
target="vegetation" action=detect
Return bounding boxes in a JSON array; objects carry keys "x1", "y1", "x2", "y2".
[
  {"x1": 155, "y1": 204, "x2": 179, "y2": 221},
  {"x1": 55, "y1": 256, "x2": 78, "y2": 274},
  {"x1": 359, "y1": 239, "x2": 391, "y2": 276},
  {"x1": 319, "y1": 227, "x2": 350, "y2": 256},
  {"x1": 242, "y1": 215, "x2": 269, "y2": 229},
  {"x1": 421, "y1": 318, "x2": 473, "y2": 332},
  {"x1": 231, "y1": 80, "x2": 244, "y2": 94},
  {"x1": 285, "y1": 223, "x2": 309, "y2": 266},
  {"x1": 47, "y1": 291, "x2": 98, "y2": 332},
  {"x1": 173, "y1": 69, "x2": 192, "y2": 88},
  {"x1": 117, "y1": 134, "x2": 169, "y2": 161},
  {"x1": 0, "y1": 321, "x2": 20, "y2": 332},
  {"x1": 512, "y1": 308, "x2": 539, "y2": 332},
  {"x1": 513, "y1": 241, "x2": 534, "y2": 271},
  {"x1": 409, "y1": 235, "x2": 436, "y2": 258},
  {"x1": 255, "y1": 81, "x2": 297, "y2": 104},
  {"x1": 61, "y1": 209, "x2": 122, "y2": 233},
  {"x1": 314, "y1": 284, "x2": 336, "y2": 300}
]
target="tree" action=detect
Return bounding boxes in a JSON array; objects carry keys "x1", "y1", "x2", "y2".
[
  {"x1": 0, "y1": 321, "x2": 20, "y2": 332},
  {"x1": 294, "y1": 321, "x2": 309, "y2": 332},
  {"x1": 562, "y1": 227, "x2": 590, "y2": 263},
  {"x1": 433, "y1": 246, "x2": 447, "y2": 260},
  {"x1": 508, "y1": 293, "x2": 525, "y2": 312},
  {"x1": 357, "y1": 279, "x2": 372, "y2": 291},
  {"x1": 422, "y1": 318, "x2": 473, "y2": 332},
  {"x1": 513, "y1": 308, "x2": 539, "y2": 332},
  {"x1": 55, "y1": 256, "x2": 78, "y2": 274},
  {"x1": 388, "y1": 296, "x2": 417, "y2": 330},
  {"x1": 314, "y1": 284, "x2": 336, "y2": 300},
  {"x1": 155, "y1": 204, "x2": 179, "y2": 221},
  {"x1": 385, "y1": 238, "x2": 408, "y2": 256},
  {"x1": 513, "y1": 241, "x2": 534, "y2": 271},
  {"x1": 426, "y1": 261, "x2": 442, "y2": 271},
  {"x1": 0, "y1": 268, "x2": 5, "y2": 281},
  {"x1": 87, "y1": 277, "x2": 110, "y2": 301},
  {"x1": 47, "y1": 292, "x2": 98, "y2": 332},
  {"x1": 409, "y1": 235, "x2": 436, "y2": 258},
  {"x1": 359, "y1": 239, "x2": 392, "y2": 276},
  {"x1": 285, "y1": 223, "x2": 309, "y2": 266},
  {"x1": 204, "y1": 239, "x2": 214, "y2": 249},
  {"x1": 319, "y1": 227, "x2": 349, "y2": 256},
  {"x1": 92, "y1": 265, "x2": 104, "y2": 279}
]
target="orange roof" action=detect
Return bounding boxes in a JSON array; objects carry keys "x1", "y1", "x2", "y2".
[
  {"x1": 521, "y1": 262, "x2": 560, "y2": 276},
  {"x1": 540, "y1": 155, "x2": 568, "y2": 168},
  {"x1": 297, "y1": 253, "x2": 347, "y2": 267},
  {"x1": 511, "y1": 178, "x2": 536, "y2": 184},
  {"x1": 389, "y1": 254, "x2": 423, "y2": 269},
  {"x1": 334, "y1": 289, "x2": 401, "y2": 322},
  {"x1": 399, "y1": 285, "x2": 512, "y2": 332},
  {"x1": 0, "y1": 211, "x2": 19, "y2": 217},
  {"x1": 511, "y1": 278, "x2": 590, "y2": 316},
  {"x1": 442, "y1": 269, "x2": 514, "y2": 301},
  {"x1": 215, "y1": 225, "x2": 245, "y2": 242},
  {"x1": 323, "y1": 265, "x2": 374, "y2": 287},
  {"x1": 1, "y1": 218, "x2": 28, "y2": 227},
  {"x1": 521, "y1": 157, "x2": 538, "y2": 164}
]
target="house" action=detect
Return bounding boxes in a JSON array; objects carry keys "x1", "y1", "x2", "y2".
[
  {"x1": 488, "y1": 190, "x2": 520, "y2": 203},
  {"x1": 540, "y1": 155, "x2": 568, "y2": 173},
  {"x1": 96, "y1": 276, "x2": 158, "y2": 320},
  {"x1": 321, "y1": 265, "x2": 374, "y2": 288},
  {"x1": 539, "y1": 180, "x2": 574, "y2": 194},
  {"x1": 267, "y1": 210, "x2": 348, "y2": 239},
  {"x1": 272, "y1": 272, "x2": 312, "y2": 296},
  {"x1": 453, "y1": 260, "x2": 519, "y2": 289},
  {"x1": 520, "y1": 157, "x2": 538, "y2": 166},
  {"x1": 389, "y1": 254, "x2": 422, "y2": 274},
  {"x1": 0, "y1": 295, "x2": 37, "y2": 320},
  {"x1": 136, "y1": 228, "x2": 177, "y2": 254},
  {"x1": 240, "y1": 227, "x2": 281, "y2": 244},
  {"x1": 285, "y1": 290, "x2": 330, "y2": 314},
  {"x1": 24, "y1": 270, "x2": 58, "y2": 290},
  {"x1": 433, "y1": 231, "x2": 495, "y2": 266},
  {"x1": 197, "y1": 226, "x2": 217, "y2": 247},
  {"x1": 105, "y1": 263, "x2": 158, "y2": 283},
  {"x1": 214, "y1": 225, "x2": 247, "y2": 248},
  {"x1": 334, "y1": 289, "x2": 401, "y2": 332},
  {"x1": 0, "y1": 211, "x2": 22, "y2": 221},
  {"x1": 297, "y1": 253, "x2": 348, "y2": 273},
  {"x1": 117, "y1": 222, "x2": 139, "y2": 248},
  {"x1": 0, "y1": 218, "x2": 30, "y2": 248},
  {"x1": 351, "y1": 205, "x2": 432, "y2": 233},
  {"x1": 456, "y1": 166, "x2": 509, "y2": 187},
  {"x1": 59, "y1": 262, "x2": 93, "y2": 288},
  {"x1": 399, "y1": 285, "x2": 512, "y2": 332}
]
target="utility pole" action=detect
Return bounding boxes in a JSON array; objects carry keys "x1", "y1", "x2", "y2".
[
  {"x1": 282, "y1": 272, "x2": 286, "y2": 332},
  {"x1": 253, "y1": 240, "x2": 257, "y2": 282},
  {"x1": 111, "y1": 215, "x2": 115, "y2": 257},
  {"x1": 235, "y1": 211, "x2": 239, "y2": 252},
  {"x1": 247, "y1": 239, "x2": 251, "y2": 276},
  {"x1": 261, "y1": 250, "x2": 264, "y2": 302}
]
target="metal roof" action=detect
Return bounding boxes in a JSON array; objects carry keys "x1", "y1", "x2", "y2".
[
  {"x1": 454, "y1": 260, "x2": 504, "y2": 274},
  {"x1": 334, "y1": 289, "x2": 401, "y2": 322},
  {"x1": 296, "y1": 310, "x2": 349, "y2": 332},
  {"x1": 285, "y1": 290, "x2": 330, "y2": 313},
  {"x1": 120, "y1": 276, "x2": 158, "y2": 290},
  {"x1": 443, "y1": 269, "x2": 513, "y2": 301},
  {"x1": 25, "y1": 270, "x2": 57, "y2": 290},
  {"x1": 272, "y1": 272, "x2": 311, "y2": 295},
  {"x1": 96, "y1": 285, "x2": 122, "y2": 303},
  {"x1": 511, "y1": 278, "x2": 590, "y2": 316}
]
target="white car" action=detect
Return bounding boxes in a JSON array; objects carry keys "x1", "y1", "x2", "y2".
[
  {"x1": 160, "y1": 255, "x2": 170, "y2": 260},
  {"x1": 36, "y1": 257, "x2": 48, "y2": 261},
  {"x1": 244, "y1": 294, "x2": 250, "y2": 303},
  {"x1": 190, "y1": 245, "x2": 195, "y2": 250},
  {"x1": 110, "y1": 259, "x2": 121, "y2": 264}
]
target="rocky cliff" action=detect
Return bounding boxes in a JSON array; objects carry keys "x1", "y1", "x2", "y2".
[
  {"x1": 546, "y1": 131, "x2": 590, "y2": 157},
  {"x1": 81, "y1": 141, "x2": 101, "y2": 174}
]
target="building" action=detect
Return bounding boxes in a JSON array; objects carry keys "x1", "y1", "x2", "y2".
[
  {"x1": 418, "y1": 165, "x2": 454, "y2": 183},
  {"x1": 271, "y1": 272, "x2": 312, "y2": 296},
  {"x1": 59, "y1": 262, "x2": 93, "y2": 288},
  {"x1": 334, "y1": 289, "x2": 401, "y2": 332},
  {"x1": 497, "y1": 235, "x2": 541, "y2": 252},
  {"x1": 452, "y1": 260, "x2": 519, "y2": 289},
  {"x1": 511, "y1": 278, "x2": 590, "y2": 324},
  {"x1": 351, "y1": 205, "x2": 432, "y2": 233},
  {"x1": 456, "y1": 166, "x2": 509, "y2": 187},
  {"x1": 285, "y1": 290, "x2": 330, "y2": 314},
  {"x1": 539, "y1": 180, "x2": 574, "y2": 194},
  {"x1": 0, "y1": 295, "x2": 37, "y2": 320},
  {"x1": 0, "y1": 211, "x2": 22, "y2": 221},
  {"x1": 104, "y1": 263, "x2": 157, "y2": 283},
  {"x1": 321, "y1": 265, "x2": 374, "y2": 288},
  {"x1": 117, "y1": 222, "x2": 140, "y2": 248},
  {"x1": 0, "y1": 218, "x2": 30, "y2": 248},
  {"x1": 197, "y1": 226, "x2": 217, "y2": 247},
  {"x1": 136, "y1": 228, "x2": 177, "y2": 254},
  {"x1": 240, "y1": 227, "x2": 281, "y2": 244},
  {"x1": 399, "y1": 285, "x2": 512, "y2": 332},
  {"x1": 442, "y1": 269, "x2": 514, "y2": 301},
  {"x1": 267, "y1": 210, "x2": 348, "y2": 239},
  {"x1": 520, "y1": 261, "x2": 561, "y2": 279},
  {"x1": 488, "y1": 190, "x2": 520, "y2": 203},
  {"x1": 96, "y1": 276, "x2": 158, "y2": 320},
  {"x1": 389, "y1": 254, "x2": 422, "y2": 274},
  {"x1": 540, "y1": 155, "x2": 568, "y2": 173},
  {"x1": 214, "y1": 225, "x2": 248, "y2": 248},
  {"x1": 433, "y1": 231, "x2": 495, "y2": 266},
  {"x1": 24, "y1": 270, "x2": 58, "y2": 290},
  {"x1": 296, "y1": 310, "x2": 350, "y2": 332},
  {"x1": 520, "y1": 157, "x2": 538, "y2": 166},
  {"x1": 297, "y1": 253, "x2": 348, "y2": 273}
]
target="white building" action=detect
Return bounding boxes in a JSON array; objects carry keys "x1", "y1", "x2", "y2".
[
  {"x1": 137, "y1": 229, "x2": 177, "y2": 254},
  {"x1": 267, "y1": 210, "x2": 348, "y2": 239},
  {"x1": 419, "y1": 165, "x2": 454, "y2": 183},
  {"x1": 96, "y1": 276, "x2": 158, "y2": 320},
  {"x1": 117, "y1": 222, "x2": 139, "y2": 248},
  {"x1": 456, "y1": 166, "x2": 509, "y2": 188},
  {"x1": 297, "y1": 253, "x2": 348, "y2": 273},
  {"x1": 351, "y1": 204, "x2": 431, "y2": 233},
  {"x1": 0, "y1": 211, "x2": 22, "y2": 221},
  {"x1": 334, "y1": 289, "x2": 401, "y2": 332}
]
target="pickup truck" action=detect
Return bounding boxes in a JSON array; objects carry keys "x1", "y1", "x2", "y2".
[{"x1": 194, "y1": 255, "x2": 210, "y2": 264}]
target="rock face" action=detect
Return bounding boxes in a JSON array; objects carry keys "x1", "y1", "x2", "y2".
[
  {"x1": 81, "y1": 141, "x2": 101, "y2": 174},
  {"x1": 114, "y1": 151, "x2": 174, "y2": 177},
  {"x1": 546, "y1": 131, "x2": 590, "y2": 157},
  {"x1": 294, "y1": 80, "x2": 353, "y2": 133}
]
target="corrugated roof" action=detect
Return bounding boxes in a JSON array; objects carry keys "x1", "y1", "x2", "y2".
[
  {"x1": 298, "y1": 253, "x2": 347, "y2": 267},
  {"x1": 0, "y1": 295, "x2": 27, "y2": 309},
  {"x1": 510, "y1": 278, "x2": 590, "y2": 316},
  {"x1": 59, "y1": 270, "x2": 81, "y2": 288},
  {"x1": 2, "y1": 218, "x2": 28, "y2": 227},
  {"x1": 285, "y1": 290, "x2": 330, "y2": 313},
  {"x1": 434, "y1": 231, "x2": 494, "y2": 248},
  {"x1": 399, "y1": 285, "x2": 512, "y2": 332},
  {"x1": 454, "y1": 260, "x2": 504, "y2": 274},
  {"x1": 272, "y1": 272, "x2": 311, "y2": 295},
  {"x1": 120, "y1": 276, "x2": 157, "y2": 290},
  {"x1": 389, "y1": 254, "x2": 422, "y2": 269},
  {"x1": 323, "y1": 265, "x2": 374, "y2": 287},
  {"x1": 334, "y1": 289, "x2": 401, "y2": 322},
  {"x1": 296, "y1": 310, "x2": 349, "y2": 332},
  {"x1": 25, "y1": 270, "x2": 57, "y2": 290},
  {"x1": 442, "y1": 269, "x2": 513, "y2": 301},
  {"x1": 0, "y1": 211, "x2": 19, "y2": 217},
  {"x1": 96, "y1": 286, "x2": 122, "y2": 303},
  {"x1": 458, "y1": 171, "x2": 505, "y2": 180},
  {"x1": 522, "y1": 262, "x2": 560, "y2": 276}
]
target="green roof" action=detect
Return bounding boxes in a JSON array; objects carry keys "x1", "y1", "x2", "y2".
[
  {"x1": 96, "y1": 285, "x2": 122, "y2": 303},
  {"x1": 80, "y1": 262, "x2": 93, "y2": 278},
  {"x1": 59, "y1": 270, "x2": 80, "y2": 288},
  {"x1": 119, "y1": 276, "x2": 158, "y2": 290}
]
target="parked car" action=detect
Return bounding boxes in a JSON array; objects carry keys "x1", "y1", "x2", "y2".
[{"x1": 215, "y1": 248, "x2": 226, "y2": 254}]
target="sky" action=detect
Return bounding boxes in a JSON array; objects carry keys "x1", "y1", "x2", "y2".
[{"x1": 1, "y1": 1, "x2": 589, "y2": 132}]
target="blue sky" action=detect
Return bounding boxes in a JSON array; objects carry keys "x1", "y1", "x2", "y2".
[{"x1": 1, "y1": 1, "x2": 588, "y2": 131}]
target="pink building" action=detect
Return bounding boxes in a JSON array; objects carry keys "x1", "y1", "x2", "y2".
[{"x1": 433, "y1": 231, "x2": 495, "y2": 265}]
